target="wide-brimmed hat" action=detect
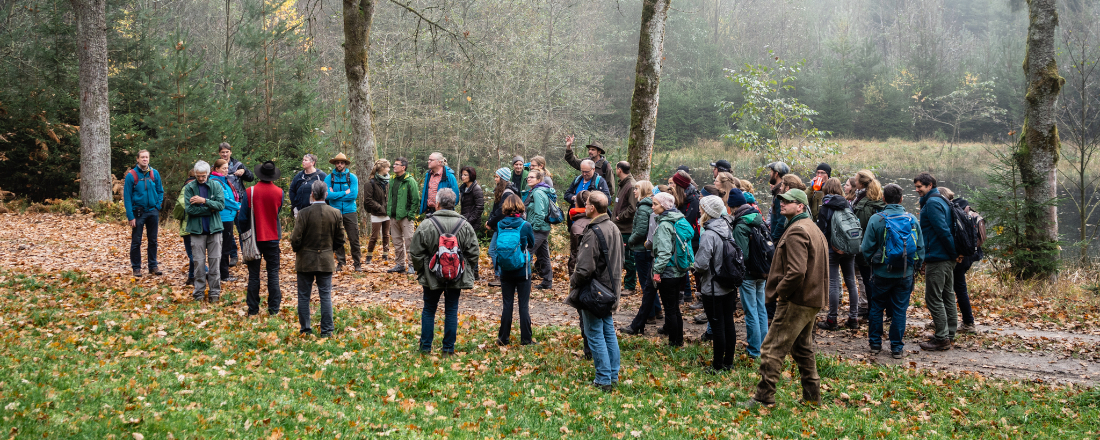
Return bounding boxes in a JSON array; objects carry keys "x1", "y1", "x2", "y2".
[
  {"x1": 585, "y1": 141, "x2": 606, "y2": 155},
  {"x1": 254, "y1": 160, "x2": 281, "y2": 182},
  {"x1": 329, "y1": 153, "x2": 351, "y2": 165}
]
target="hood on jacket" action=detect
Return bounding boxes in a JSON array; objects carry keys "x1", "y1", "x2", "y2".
[
  {"x1": 658, "y1": 209, "x2": 685, "y2": 224},
  {"x1": 822, "y1": 194, "x2": 849, "y2": 209},
  {"x1": 702, "y1": 215, "x2": 732, "y2": 236},
  {"x1": 638, "y1": 197, "x2": 653, "y2": 208},
  {"x1": 498, "y1": 215, "x2": 526, "y2": 229}
]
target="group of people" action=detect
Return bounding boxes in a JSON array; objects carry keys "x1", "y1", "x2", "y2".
[{"x1": 122, "y1": 137, "x2": 984, "y2": 404}]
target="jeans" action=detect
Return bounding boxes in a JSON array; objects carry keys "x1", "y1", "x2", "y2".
[
  {"x1": 827, "y1": 253, "x2": 860, "y2": 322},
  {"x1": 621, "y1": 233, "x2": 636, "y2": 291},
  {"x1": 246, "y1": 241, "x2": 282, "y2": 315},
  {"x1": 628, "y1": 250, "x2": 661, "y2": 331},
  {"x1": 489, "y1": 232, "x2": 500, "y2": 276},
  {"x1": 701, "y1": 293, "x2": 737, "y2": 369},
  {"x1": 754, "y1": 300, "x2": 821, "y2": 405},
  {"x1": 532, "y1": 230, "x2": 551, "y2": 284},
  {"x1": 856, "y1": 262, "x2": 872, "y2": 315},
  {"x1": 190, "y1": 233, "x2": 222, "y2": 300},
  {"x1": 924, "y1": 260, "x2": 957, "y2": 340},
  {"x1": 498, "y1": 277, "x2": 532, "y2": 344},
  {"x1": 739, "y1": 278, "x2": 768, "y2": 357},
  {"x1": 129, "y1": 209, "x2": 159, "y2": 270},
  {"x1": 390, "y1": 218, "x2": 415, "y2": 268},
  {"x1": 953, "y1": 258, "x2": 975, "y2": 325},
  {"x1": 420, "y1": 287, "x2": 461, "y2": 353},
  {"x1": 657, "y1": 276, "x2": 686, "y2": 346},
  {"x1": 868, "y1": 275, "x2": 913, "y2": 352},
  {"x1": 336, "y1": 212, "x2": 362, "y2": 267},
  {"x1": 296, "y1": 272, "x2": 334, "y2": 335},
  {"x1": 219, "y1": 220, "x2": 236, "y2": 279},
  {"x1": 580, "y1": 309, "x2": 621, "y2": 386}
]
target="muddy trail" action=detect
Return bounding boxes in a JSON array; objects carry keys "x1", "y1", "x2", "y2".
[{"x1": 2, "y1": 212, "x2": 1098, "y2": 385}]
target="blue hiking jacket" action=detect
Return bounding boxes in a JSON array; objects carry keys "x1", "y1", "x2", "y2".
[
  {"x1": 494, "y1": 216, "x2": 535, "y2": 280},
  {"x1": 918, "y1": 188, "x2": 955, "y2": 263},
  {"x1": 861, "y1": 204, "x2": 925, "y2": 278},
  {"x1": 420, "y1": 166, "x2": 459, "y2": 213},
  {"x1": 209, "y1": 174, "x2": 241, "y2": 223},
  {"x1": 123, "y1": 165, "x2": 164, "y2": 220},
  {"x1": 325, "y1": 169, "x2": 359, "y2": 214}
]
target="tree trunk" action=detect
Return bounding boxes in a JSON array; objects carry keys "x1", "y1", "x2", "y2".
[
  {"x1": 71, "y1": 0, "x2": 112, "y2": 206},
  {"x1": 344, "y1": 0, "x2": 376, "y2": 213},
  {"x1": 1014, "y1": 0, "x2": 1064, "y2": 278},
  {"x1": 626, "y1": 0, "x2": 671, "y2": 182}
]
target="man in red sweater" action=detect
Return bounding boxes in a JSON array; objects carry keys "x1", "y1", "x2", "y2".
[{"x1": 242, "y1": 161, "x2": 286, "y2": 316}]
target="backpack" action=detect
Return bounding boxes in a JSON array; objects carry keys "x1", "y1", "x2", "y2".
[
  {"x1": 879, "y1": 212, "x2": 920, "y2": 272},
  {"x1": 495, "y1": 220, "x2": 529, "y2": 273},
  {"x1": 427, "y1": 216, "x2": 467, "y2": 282},
  {"x1": 966, "y1": 206, "x2": 987, "y2": 261},
  {"x1": 828, "y1": 207, "x2": 864, "y2": 255},
  {"x1": 537, "y1": 188, "x2": 565, "y2": 225},
  {"x1": 934, "y1": 194, "x2": 977, "y2": 257},
  {"x1": 712, "y1": 223, "x2": 747, "y2": 289},
  {"x1": 732, "y1": 216, "x2": 775, "y2": 279},
  {"x1": 670, "y1": 217, "x2": 696, "y2": 270}
]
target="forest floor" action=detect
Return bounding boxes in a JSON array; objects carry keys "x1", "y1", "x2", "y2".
[{"x1": 2, "y1": 212, "x2": 1099, "y2": 437}]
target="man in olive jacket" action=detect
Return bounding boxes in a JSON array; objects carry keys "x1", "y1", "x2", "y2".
[
  {"x1": 291, "y1": 181, "x2": 345, "y2": 337},
  {"x1": 410, "y1": 188, "x2": 480, "y2": 355},
  {"x1": 183, "y1": 161, "x2": 226, "y2": 302},
  {"x1": 565, "y1": 192, "x2": 624, "y2": 391},
  {"x1": 611, "y1": 161, "x2": 637, "y2": 294},
  {"x1": 743, "y1": 188, "x2": 829, "y2": 408}
]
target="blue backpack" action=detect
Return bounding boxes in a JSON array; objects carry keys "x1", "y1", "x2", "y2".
[
  {"x1": 495, "y1": 221, "x2": 529, "y2": 273},
  {"x1": 670, "y1": 217, "x2": 696, "y2": 270},
  {"x1": 880, "y1": 212, "x2": 919, "y2": 272}
]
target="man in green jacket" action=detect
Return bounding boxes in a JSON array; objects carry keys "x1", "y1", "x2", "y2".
[
  {"x1": 291, "y1": 181, "x2": 345, "y2": 337},
  {"x1": 183, "y1": 161, "x2": 227, "y2": 302},
  {"x1": 410, "y1": 188, "x2": 480, "y2": 355},
  {"x1": 387, "y1": 157, "x2": 421, "y2": 274}
]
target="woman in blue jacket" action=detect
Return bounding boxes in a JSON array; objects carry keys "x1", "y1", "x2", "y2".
[
  {"x1": 494, "y1": 194, "x2": 536, "y2": 346},
  {"x1": 212, "y1": 159, "x2": 242, "y2": 282}
]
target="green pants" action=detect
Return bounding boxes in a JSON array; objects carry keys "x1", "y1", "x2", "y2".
[
  {"x1": 621, "y1": 233, "x2": 636, "y2": 291},
  {"x1": 924, "y1": 260, "x2": 957, "y2": 341},
  {"x1": 754, "y1": 300, "x2": 821, "y2": 405}
]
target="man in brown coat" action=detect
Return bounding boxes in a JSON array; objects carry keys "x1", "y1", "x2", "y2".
[
  {"x1": 290, "y1": 181, "x2": 345, "y2": 337},
  {"x1": 743, "y1": 188, "x2": 829, "y2": 408},
  {"x1": 611, "y1": 161, "x2": 637, "y2": 294}
]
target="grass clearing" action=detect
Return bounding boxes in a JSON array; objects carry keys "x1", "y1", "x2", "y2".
[{"x1": 0, "y1": 269, "x2": 1097, "y2": 438}]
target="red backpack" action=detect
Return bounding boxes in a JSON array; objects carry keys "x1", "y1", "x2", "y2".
[{"x1": 427, "y1": 216, "x2": 467, "y2": 281}]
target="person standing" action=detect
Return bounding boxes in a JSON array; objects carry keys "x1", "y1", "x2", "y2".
[
  {"x1": 671, "y1": 170, "x2": 701, "y2": 306},
  {"x1": 241, "y1": 161, "x2": 285, "y2": 316},
  {"x1": 410, "y1": 188, "x2": 480, "y2": 355},
  {"x1": 458, "y1": 166, "x2": 486, "y2": 232},
  {"x1": 914, "y1": 172, "x2": 958, "y2": 351},
  {"x1": 509, "y1": 156, "x2": 530, "y2": 196},
  {"x1": 183, "y1": 161, "x2": 226, "y2": 302},
  {"x1": 524, "y1": 169, "x2": 556, "y2": 290},
  {"x1": 815, "y1": 178, "x2": 861, "y2": 331},
  {"x1": 325, "y1": 153, "x2": 362, "y2": 272},
  {"x1": 742, "y1": 188, "x2": 828, "y2": 408},
  {"x1": 420, "y1": 152, "x2": 458, "y2": 215},
  {"x1": 218, "y1": 142, "x2": 254, "y2": 267},
  {"x1": 123, "y1": 149, "x2": 164, "y2": 277},
  {"x1": 951, "y1": 197, "x2": 982, "y2": 335},
  {"x1": 650, "y1": 192, "x2": 694, "y2": 347},
  {"x1": 387, "y1": 157, "x2": 420, "y2": 274},
  {"x1": 861, "y1": 184, "x2": 924, "y2": 359},
  {"x1": 565, "y1": 159, "x2": 611, "y2": 206},
  {"x1": 290, "y1": 181, "x2": 345, "y2": 337},
  {"x1": 611, "y1": 162, "x2": 638, "y2": 295},
  {"x1": 493, "y1": 194, "x2": 536, "y2": 346},
  {"x1": 362, "y1": 159, "x2": 392, "y2": 264},
  {"x1": 564, "y1": 135, "x2": 613, "y2": 190},
  {"x1": 621, "y1": 180, "x2": 663, "y2": 335},
  {"x1": 289, "y1": 154, "x2": 326, "y2": 217},
  {"x1": 486, "y1": 168, "x2": 521, "y2": 286},
  {"x1": 529, "y1": 156, "x2": 554, "y2": 186},
  {"x1": 808, "y1": 163, "x2": 831, "y2": 220},
  {"x1": 765, "y1": 161, "x2": 791, "y2": 242},
  {"x1": 171, "y1": 171, "x2": 198, "y2": 285},
  {"x1": 693, "y1": 195, "x2": 739, "y2": 372},
  {"x1": 211, "y1": 159, "x2": 242, "y2": 282},
  {"x1": 564, "y1": 192, "x2": 623, "y2": 392},
  {"x1": 852, "y1": 170, "x2": 885, "y2": 320},
  {"x1": 728, "y1": 188, "x2": 768, "y2": 358}
]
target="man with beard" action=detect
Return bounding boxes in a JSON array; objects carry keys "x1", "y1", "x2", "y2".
[{"x1": 765, "y1": 162, "x2": 791, "y2": 242}]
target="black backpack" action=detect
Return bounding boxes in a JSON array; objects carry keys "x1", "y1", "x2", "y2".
[
  {"x1": 732, "y1": 216, "x2": 774, "y2": 279},
  {"x1": 712, "y1": 223, "x2": 747, "y2": 289},
  {"x1": 934, "y1": 194, "x2": 977, "y2": 257}
]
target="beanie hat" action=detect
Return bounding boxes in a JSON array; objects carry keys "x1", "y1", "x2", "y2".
[
  {"x1": 765, "y1": 161, "x2": 790, "y2": 176},
  {"x1": 512, "y1": 156, "x2": 524, "y2": 166},
  {"x1": 727, "y1": 188, "x2": 747, "y2": 208},
  {"x1": 816, "y1": 163, "x2": 832, "y2": 177},
  {"x1": 672, "y1": 172, "x2": 692, "y2": 189},
  {"x1": 496, "y1": 167, "x2": 511, "y2": 181},
  {"x1": 700, "y1": 195, "x2": 726, "y2": 219},
  {"x1": 744, "y1": 192, "x2": 757, "y2": 204}
]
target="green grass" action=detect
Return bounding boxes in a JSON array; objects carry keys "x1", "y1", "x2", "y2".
[{"x1": 0, "y1": 270, "x2": 1097, "y2": 438}]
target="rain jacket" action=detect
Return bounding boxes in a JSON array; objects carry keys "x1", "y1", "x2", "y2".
[
  {"x1": 409, "y1": 210, "x2": 480, "y2": 290},
  {"x1": 420, "y1": 166, "x2": 458, "y2": 214},
  {"x1": 524, "y1": 183, "x2": 555, "y2": 232},
  {"x1": 861, "y1": 204, "x2": 925, "y2": 278},
  {"x1": 209, "y1": 173, "x2": 241, "y2": 223},
  {"x1": 627, "y1": 197, "x2": 654, "y2": 252},
  {"x1": 730, "y1": 205, "x2": 764, "y2": 280},
  {"x1": 651, "y1": 209, "x2": 693, "y2": 279},
  {"x1": 182, "y1": 179, "x2": 226, "y2": 235},
  {"x1": 919, "y1": 187, "x2": 956, "y2": 263},
  {"x1": 387, "y1": 172, "x2": 421, "y2": 221},
  {"x1": 324, "y1": 169, "x2": 359, "y2": 215},
  {"x1": 693, "y1": 216, "x2": 737, "y2": 296},
  {"x1": 123, "y1": 165, "x2": 164, "y2": 220}
]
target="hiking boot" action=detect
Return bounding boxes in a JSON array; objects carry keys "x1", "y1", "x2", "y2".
[
  {"x1": 689, "y1": 301, "x2": 705, "y2": 310},
  {"x1": 654, "y1": 312, "x2": 664, "y2": 320},
  {"x1": 869, "y1": 344, "x2": 882, "y2": 355},
  {"x1": 656, "y1": 327, "x2": 668, "y2": 335},
  {"x1": 535, "y1": 282, "x2": 552, "y2": 290},
  {"x1": 386, "y1": 265, "x2": 406, "y2": 273},
  {"x1": 223, "y1": 276, "x2": 239, "y2": 282},
  {"x1": 699, "y1": 331, "x2": 713, "y2": 342},
  {"x1": 184, "y1": 277, "x2": 194, "y2": 286},
  {"x1": 620, "y1": 289, "x2": 635, "y2": 297},
  {"x1": 229, "y1": 255, "x2": 238, "y2": 267},
  {"x1": 738, "y1": 399, "x2": 774, "y2": 409},
  {"x1": 488, "y1": 276, "x2": 501, "y2": 287},
  {"x1": 693, "y1": 312, "x2": 708, "y2": 324},
  {"x1": 592, "y1": 381, "x2": 615, "y2": 393},
  {"x1": 845, "y1": 318, "x2": 859, "y2": 330},
  {"x1": 646, "y1": 316, "x2": 657, "y2": 325},
  {"x1": 619, "y1": 326, "x2": 643, "y2": 336},
  {"x1": 365, "y1": 256, "x2": 373, "y2": 265},
  {"x1": 925, "y1": 321, "x2": 937, "y2": 330},
  {"x1": 149, "y1": 267, "x2": 163, "y2": 276},
  {"x1": 891, "y1": 350, "x2": 905, "y2": 359},
  {"x1": 816, "y1": 319, "x2": 839, "y2": 331},
  {"x1": 353, "y1": 264, "x2": 363, "y2": 272},
  {"x1": 495, "y1": 338, "x2": 508, "y2": 347},
  {"x1": 918, "y1": 338, "x2": 952, "y2": 351},
  {"x1": 406, "y1": 267, "x2": 416, "y2": 274},
  {"x1": 957, "y1": 322, "x2": 977, "y2": 334},
  {"x1": 336, "y1": 264, "x2": 345, "y2": 272},
  {"x1": 133, "y1": 269, "x2": 142, "y2": 278}
]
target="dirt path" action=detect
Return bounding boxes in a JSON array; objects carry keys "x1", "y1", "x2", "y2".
[{"x1": 2, "y1": 212, "x2": 1098, "y2": 385}]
